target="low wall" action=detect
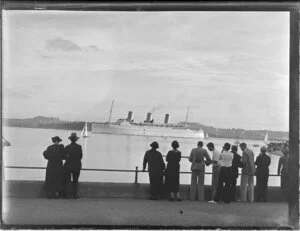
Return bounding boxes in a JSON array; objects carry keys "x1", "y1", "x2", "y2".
[{"x1": 3, "y1": 180, "x2": 285, "y2": 202}]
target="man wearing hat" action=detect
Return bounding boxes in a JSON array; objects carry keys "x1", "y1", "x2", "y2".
[
  {"x1": 142, "y1": 141, "x2": 165, "y2": 200},
  {"x1": 255, "y1": 146, "x2": 271, "y2": 202},
  {"x1": 64, "y1": 133, "x2": 83, "y2": 199},
  {"x1": 43, "y1": 136, "x2": 65, "y2": 198}
]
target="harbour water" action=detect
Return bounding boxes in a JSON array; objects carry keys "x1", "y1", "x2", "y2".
[{"x1": 2, "y1": 127, "x2": 281, "y2": 186}]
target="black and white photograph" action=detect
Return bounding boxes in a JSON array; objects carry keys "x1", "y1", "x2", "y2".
[{"x1": 1, "y1": 2, "x2": 299, "y2": 229}]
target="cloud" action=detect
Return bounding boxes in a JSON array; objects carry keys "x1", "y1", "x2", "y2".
[
  {"x1": 82, "y1": 45, "x2": 100, "y2": 52},
  {"x1": 46, "y1": 37, "x2": 82, "y2": 52},
  {"x1": 45, "y1": 37, "x2": 101, "y2": 53},
  {"x1": 32, "y1": 84, "x2": 44, "y2": 90},
  {"x1": 4, "y1": 88, "x2": 32, "y2": 99}
]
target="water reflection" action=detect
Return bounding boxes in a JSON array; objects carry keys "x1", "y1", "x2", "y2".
[
  {"x1": 125, "y1": 135, "x2": 132, "y2": 169},
  {"x1": 81, "y1": 137, "x2": 88, "y2": 158}
]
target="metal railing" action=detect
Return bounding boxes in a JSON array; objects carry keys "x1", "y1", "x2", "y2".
[{"x1": 4, "y1": 165, "x2": 280, "y2": 184}]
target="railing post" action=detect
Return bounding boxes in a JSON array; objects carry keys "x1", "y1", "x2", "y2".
[{"x1": 134, "y1": 166, "x2": 138, "y2": 184}]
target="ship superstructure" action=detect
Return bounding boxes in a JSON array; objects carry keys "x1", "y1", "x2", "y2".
[{"x1": 92, "y1": 102, "x2": 205, "y2": 139}]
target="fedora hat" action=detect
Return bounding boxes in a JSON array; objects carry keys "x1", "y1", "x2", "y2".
[
  {"x1": 51, "y1": 136, "x2": 62, "y2": 143},
  {"x1": 68, "y1": 133, "x2": 79, "y2": 141}
]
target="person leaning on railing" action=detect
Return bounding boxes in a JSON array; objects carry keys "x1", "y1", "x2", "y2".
[
  {"x1": 206, "y1": 142, "x2": 221, "y2": 201},
  {"x1": 209, "y1": 143, "x2": 233, "y2": 204},
  {"x1": 142, "y1": 141, "x2": 165, "y2": 200}
]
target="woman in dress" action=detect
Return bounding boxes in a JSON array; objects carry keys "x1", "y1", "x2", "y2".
[
  {"x1": 165, "y1": 140, "x2": 182, "y2": 201},
  {"x1": 43, "y1": 136, "x2": 65, "y2": 198}
]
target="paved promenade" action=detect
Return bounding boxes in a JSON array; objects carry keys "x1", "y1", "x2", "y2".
[{"x1": 2, "y1": 197, "x2": 290, "y2": 228}]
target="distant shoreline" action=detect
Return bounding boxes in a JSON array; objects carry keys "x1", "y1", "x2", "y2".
[{"x1": 3, "y1": 116, "x2": 289, "y2": 141}]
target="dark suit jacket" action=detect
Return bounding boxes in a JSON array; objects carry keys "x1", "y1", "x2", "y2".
[
  {"x1": 143, "y1": 149, "x2": 165, "y2": 174},
  {"x1": 231, "y1": 151, "x2": 244, "y2": 179},
  {"x1": 255, "y1": 153, "x2": 271, "y2": 177},
  {"x1": 64, "y1": 142, "x2": 83, "y2": 170}
]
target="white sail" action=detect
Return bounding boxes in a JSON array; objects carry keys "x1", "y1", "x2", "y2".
[
  {"x1": 264, "y1": 132, "x2": 269, "y2": 144},
  {"x1": 81, "y1": 122, "x2": 88, "y2": 138},
  {"x1": 205, "y1": 132, "x2": 209, "y2": 139},
  {"x1": 234, "y1": 136, "x2": 240, "y2": 145}
]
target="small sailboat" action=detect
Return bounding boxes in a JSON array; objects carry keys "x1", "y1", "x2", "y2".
[
  {"x1": 204, "y1": 132, "x2": 209, "y2": 139},
  {"x1": 264, "y1": 132, "x2": 269, "y2": 144},
  {"x1": 81, "y1": 122, "x2": 89, "y2": 138},
  {"x1": 234, "y1": 136, "x2": 240, "y2": 145}
]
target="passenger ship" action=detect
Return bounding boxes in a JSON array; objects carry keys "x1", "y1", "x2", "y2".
[{"x1": 92, "y1": 101, "x2": 205, "y2": 139}]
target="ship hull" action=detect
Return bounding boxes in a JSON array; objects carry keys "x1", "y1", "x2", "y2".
[{"x1": 92, "y1": 123, "x2": 204, "y2": 139}]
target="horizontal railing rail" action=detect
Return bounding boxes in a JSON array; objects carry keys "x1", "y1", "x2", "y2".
[
  {"x1": 4, "y1": 165, "x2": 280, "y2": 184},
  {"x1": 5, "y1": 166, "x2": 137, "y2": 173}
]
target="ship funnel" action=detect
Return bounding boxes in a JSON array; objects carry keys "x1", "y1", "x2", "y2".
[
  {"x1": 127, "y1": 111, "x2": 134, "y2": 122},
  {"x1": 164, "y1": 114, "x2": 170, "y2": 124},
  {"x1": 146, "y1": 112, "x2": 152, "y2": 123}
]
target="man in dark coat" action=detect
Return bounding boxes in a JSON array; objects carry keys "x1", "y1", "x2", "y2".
[
  {"x1": 230, "y1": 145, "x2": 244, "y2": 202},
  {"x1": 255, "y1": 146, "x2": 271, "y2": 202},
  {"x1": 64, "y1": 133, "x2": 83, "y2": 199},
  {"x1": 43, "y1": 136, "x2": 65, "y2": 198},
  {"x1": 142, "y1": 141, "x2": 165, "y2": 200}
]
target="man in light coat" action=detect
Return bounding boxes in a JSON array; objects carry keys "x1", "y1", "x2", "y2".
[
  {"x1": 239, "y1": 142, "x2": 255, "y2": 202},
  {"x1": 206, "y1": 142, "x2": 221, "y2": 201},
  {"x1": 189, "y1": 141, "x2": 212, "y2": 201}
]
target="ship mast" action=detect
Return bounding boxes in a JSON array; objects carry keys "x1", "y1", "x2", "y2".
[
  {"x1": 184, "y1": 106, "x2": 190, "y2": 128},
  {"x1": 108, "y1": 100, "x2": 114, "y2": 123}
]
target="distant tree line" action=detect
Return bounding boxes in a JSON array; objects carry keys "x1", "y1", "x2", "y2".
[
  {"x1": 180, "y1": 122, "x2": 288, "y2": 141},
  {"x1": 3, "y1": 116, "x2": 91, "y2": 131},
  {"x1": 2, "y1": 116, "x2": 288, "y2": 141}
]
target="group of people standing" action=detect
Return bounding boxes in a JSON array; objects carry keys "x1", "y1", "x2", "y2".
[
  {"x1": 43, "y1": 134, "x2": 289, "y2": 202},
  {"x1": 143, "y1": 140, "x2": 289, "y2": 203},
  {"x1": 43, "y1": 133, "x2": 83, "y2": 199}
]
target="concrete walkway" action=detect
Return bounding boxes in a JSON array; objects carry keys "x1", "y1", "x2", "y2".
[{"x1": 2, "y1": 197, "x2": 290, "y2": 228}]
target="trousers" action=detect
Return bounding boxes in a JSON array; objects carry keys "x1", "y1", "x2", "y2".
[
  {"x1": 65, "y1": 168, "x2": 80, "y2": 197},
  {"x1": 229, "y1": 177, "x2": 238, "y2": 202},
  {"x1": 190, "y1": 170, "x2": 205, "y2": 201},
  {"x1": 214, "y1": 167, "x2": 232, "y2": 203},
  {"x1": 240, "y1": 174, "x2": 254, "y2": 202},
  {"x1": 211, "y1": 166, "x2": 220, "y2": 200},
  {"x1": 255, "y1": 175, "x2": 269, "y2": 202}
]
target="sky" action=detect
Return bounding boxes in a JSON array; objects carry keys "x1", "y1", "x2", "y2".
[{"x1": 2, "y1": 11, "x2": 289, "y2": 131}]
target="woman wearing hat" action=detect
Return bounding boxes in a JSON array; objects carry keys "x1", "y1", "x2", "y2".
[
  {"x1": 64, "y1": 133, "x2": 83, "y2": 199},
  {"x1": 43, "y1": 136, "x2": 65, "y2": 198},
  {"x1": 142, "y1": 141, "x2": 165, "y2": 200}
]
